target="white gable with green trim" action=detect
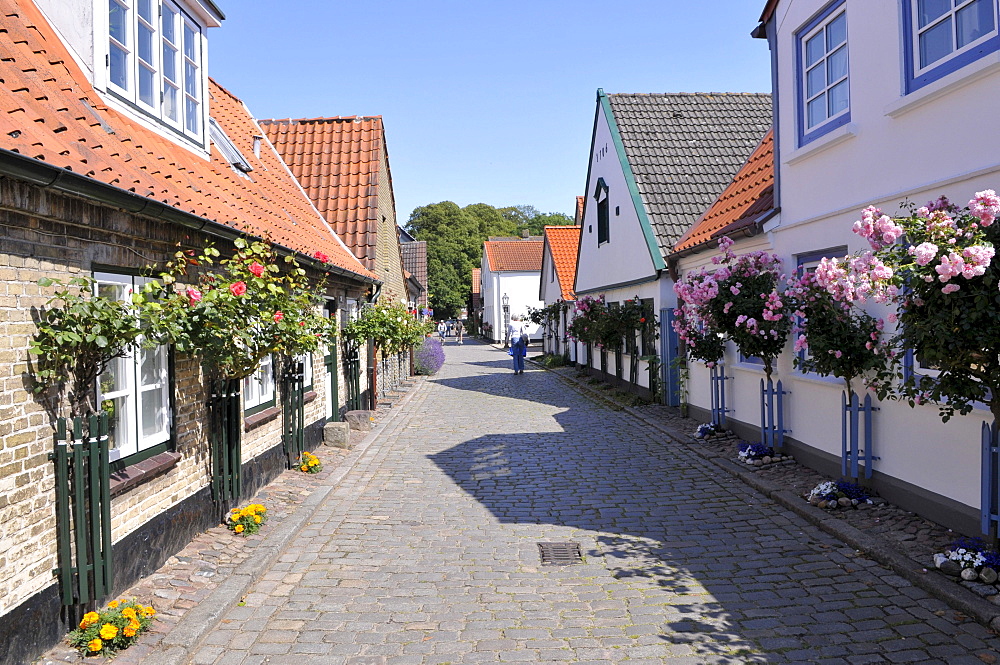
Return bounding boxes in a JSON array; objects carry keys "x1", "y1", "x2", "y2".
[{"x1": 575, "y1": 93, "x2": 662, "y2": 296}]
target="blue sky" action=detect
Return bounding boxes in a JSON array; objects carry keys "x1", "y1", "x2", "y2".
[{"x1": 210, "y1": 1, "x2": 773, "y2": 224}]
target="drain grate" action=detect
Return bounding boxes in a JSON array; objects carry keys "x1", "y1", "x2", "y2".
[{"x1": 538, "y1": 541, "x2": 583, "y2": 565}]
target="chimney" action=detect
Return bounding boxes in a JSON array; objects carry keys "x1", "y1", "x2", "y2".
[{"x1": 521, "y1": 229, "x2": 529, "y2": 238}]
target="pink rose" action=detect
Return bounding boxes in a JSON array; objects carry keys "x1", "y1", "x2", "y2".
[
  {"x1": 249, "y1": 262, "x2": 265, "y2": 278},
  {"x1": 186, "y1": 287, "x2": 202, "y2": 306},
  {"x1": 229, "y1": 281, "x2": 247, "y2": 297}
]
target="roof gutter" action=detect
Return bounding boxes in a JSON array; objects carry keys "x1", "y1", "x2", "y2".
[{"x1": 0, "y1": 147, "x2": 378, "y2": 285}]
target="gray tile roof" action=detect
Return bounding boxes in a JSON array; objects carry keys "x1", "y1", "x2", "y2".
[{"x1": 606, "y1": 92, "x2": 772, "y2": 259}]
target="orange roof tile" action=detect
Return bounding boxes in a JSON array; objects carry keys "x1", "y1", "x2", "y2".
[
  {"x1": 543, "y1": 226, "x2": 581, "y2": 301},
  {"x1": 574, "y1": 196, "x2": 585, "y2": 224},
  {"x1": 260, "y1": 116, "x2": 389, "y2": 271},
  {"x1": 672, "y1": 129, "x2": 774, "y2": 254},
  {"x1": 0, "y1": 0, "x2": 373, "y2": 280},
  {"x1": 483, "y1": 239, "x2": 543, "y2": 272}
]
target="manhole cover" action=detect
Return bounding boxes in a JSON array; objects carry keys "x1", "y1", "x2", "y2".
[{"x1": 538, "y1": 541, "x2": 583, "y2": 565}]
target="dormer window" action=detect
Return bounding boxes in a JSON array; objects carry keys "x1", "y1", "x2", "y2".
[{"x1": 106, "y1": 0, "x2": 205, "y2": 140}]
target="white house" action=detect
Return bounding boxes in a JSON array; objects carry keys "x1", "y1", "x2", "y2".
[
  {"x1": 673, "y1": 0, "x2": 1000, "y2": 536},
  {"x1": 480, "y1": 238, "x2": 543, "y2": 344},
  {"x1": 574, "y1": 90, "x2": 772, "y2": 399},
  {"x1": 539, "y1": 225, "x2": 581, "y2": 360}
]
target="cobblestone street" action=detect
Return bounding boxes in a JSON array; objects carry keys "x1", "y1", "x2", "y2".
[{"x1": 177, "y1": 341, "x2": 1000, "y2": 664}]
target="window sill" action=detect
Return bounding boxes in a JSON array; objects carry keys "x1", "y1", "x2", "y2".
[
  {"x1": 245, "y1": 405, "x2": 280, "y2": 430},
  {"x1": 784, "y1": 122, "x2": 858, "y2": 166},
  {"x1": 109, "y1": 451, "x2": 181, "y2": 497},
  {"x1": 732, "y1": 362, "x2": 766, "y2": 374},
  {"x1": 888, "y1": 52, "x2": 1000, "y2": 119},
  {"x1": 791, "y1": 371, "x2": 849, "y2": 388}
]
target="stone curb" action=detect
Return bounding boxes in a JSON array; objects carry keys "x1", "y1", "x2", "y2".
[
  {"x1": 154, "y1": 379, "x2": 428, "y2": 665},
  {"x1": 531, "y1": 358, "x2": 1000, "y2": 633}
]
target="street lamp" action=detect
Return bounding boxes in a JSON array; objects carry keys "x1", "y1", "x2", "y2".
[{"x1": 502, "y1": 293, "x2": 510, "y2": 347}]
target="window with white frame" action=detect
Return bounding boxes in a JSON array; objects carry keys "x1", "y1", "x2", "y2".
[
  {"x1": 94, "y1": 272, "x2": 171, "y2": 463},
  {"x1": 243, "y1": 355, "x2": 275, "y2": 413},
  {"x1": 903, "y1": 0, "x2": 999, "y2": 92},
  {"x1": 796, "y1": 1, "x2": 850, "y2": 145},
  {"x1": 107, "y1": 0, "x2": 204, "y2": 138}
]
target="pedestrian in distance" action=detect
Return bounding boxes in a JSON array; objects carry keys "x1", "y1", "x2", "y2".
[
  {"x1": 456, "y1": 320, "x2": 464, "y2": 344},
  {"x1": 437, "y1": 320, "x2": 446, "y2": 342},
  {"x1": 507, "y1": 315, "x2": 528, "y2": 374}
]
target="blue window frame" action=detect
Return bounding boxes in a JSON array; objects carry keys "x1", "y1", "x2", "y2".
[
  {"x1": 795, "y1": 247, "x2": 847, "y2": 372},
  {"x1": 796, "y1": 0, "x2": 851, "y2": 146},
  {"x1": 902, "y1": 0, "x2": 1000, "y2": 93}
]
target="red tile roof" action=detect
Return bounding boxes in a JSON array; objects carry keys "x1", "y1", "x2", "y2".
[
  {"x1": 575, "y1": 196, "x2": 585, "y2": 224},
  {"x1": 259, "y1": 116, "x2": 390, "y2": 271},
  {"x1": 483, "y1": 239, "x2": 543, "y2": 272},
  {"x1": 0, "y1": 0, "x2": 372, "y2": 280},
  {"x1": 543, "y1": 226, "x2": 581, "y2": 301},
  {"x1": 672, "y1": 129, "x2": 774, "y2": 254}
]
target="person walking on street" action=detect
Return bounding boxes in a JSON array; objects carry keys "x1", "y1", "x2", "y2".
[
  {"x1": 507, "y1": 315, "x2": 528, "y2": 374},
  {"x1": 437, "y1": 320, "x2": 446, "y2": 342},
  {"x1": 456, "y1": 320, "x2": 464, "y2": 344}
]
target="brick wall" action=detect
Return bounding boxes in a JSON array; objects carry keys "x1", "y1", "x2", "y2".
[{"x1": 0, "y1": 177, "x2": 367, "y2": 625}]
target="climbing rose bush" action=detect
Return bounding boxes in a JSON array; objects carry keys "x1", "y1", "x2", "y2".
[
  {"x1": 784, "y1": 270, "x2": 889, "y2": 393},
  {"x1": 817, "y1": 191, "x2": 1000, "y2": 421}
]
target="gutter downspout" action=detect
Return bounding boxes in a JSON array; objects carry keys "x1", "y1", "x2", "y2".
[{"x1": 0, "y1": 147, "x2": 380, "y2": 286}]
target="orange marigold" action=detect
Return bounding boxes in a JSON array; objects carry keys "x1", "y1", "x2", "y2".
[
  {"x1": 80, "y1": 611, "x2": 99, "y2": 629},
  {"x1": 87, "y1": 638, "x2": 103, "y2": 653},
  {"x1": 234, "y1": 524, "x2": 244, "y2": 533},
  {"x1": 121, "y1": 607, "x2": 137, "y2": 620},
  {"x1": 300, "y1": 465, "x2": 309, "y2": 472},
  {"x1": 142, "y1": 606, "x2": 156, "y2": 617},
  {"x1": 107, "y1": 600, "x2": 120, "y2": 609},
  {"x1": 99, "y1": 623, "x2": 118, "y2": 640},
  {"x1": 123, "y1": 625, "x2": 137, "y2": 638},
  {"x1": 253, "y1": 515, "x2": 262, "y2": 523}
]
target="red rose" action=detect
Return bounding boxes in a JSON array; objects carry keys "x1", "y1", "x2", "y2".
[
  {"x1": 639, "y1": 317, "x2": 646, "y2": 323},
  {"x1": 298, "y1": 321, "x2": 305, "y2": 327},
  {"x1": 229, "y1": 281, "x2": 247, "y2": 296},
  {"x1": 249, "y1": 262, "x2": 265, "y2": 278},
  {"x1": 314, "y1": 251, "x2": 330, "y2": 263},
  {"x1": 273, "y1": 311, "x2": 284, "y2": 322}
]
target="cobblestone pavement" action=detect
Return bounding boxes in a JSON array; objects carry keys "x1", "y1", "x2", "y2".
[{"x1": 169, "y1": 340, "x2": 1000, "y2": 665}]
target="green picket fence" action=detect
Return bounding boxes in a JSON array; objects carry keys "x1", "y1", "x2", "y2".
[{"x1": 51, "y1": 413, "x2": 113, "y2": 606}]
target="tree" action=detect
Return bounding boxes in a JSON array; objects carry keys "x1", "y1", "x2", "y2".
[{"x1": 405, "y1": 201, "x2": 574, "y2": 319}]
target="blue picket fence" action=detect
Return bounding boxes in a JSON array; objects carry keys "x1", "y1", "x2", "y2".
[
  {"x1": 760, "y1": 379, "x2": 789, "y2": 450},
  {"x1": 841, "y1": 391, "x2": 879, "y2": 479},
  {"x1": 982, "y1": 421, "x2": 1000, "y2": 535},
  {"x1": 710, "y1": 364, "x2": 731, "y2": 428}
]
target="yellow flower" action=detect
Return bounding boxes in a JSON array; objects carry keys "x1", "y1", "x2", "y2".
[
  {"x1": 253, "y1": 515, "x2": 262, "y2": 524},
  {"x1": 99, "y1": 623, "x2": 118, "y2": 640},
  {"x1": 142, "y1": 606, "x2": 156, "y2": 617},
  {"x1": 108, "y1": 600, "x2": 120, "y2": 609},
  {"x1": 300, "y1": 465, "x2": 309, "y2": 472},
  {"x1": 122, "y1": 607, "x2": 137, "y2": 620},
  {"x1": 234, "y1": 524, "x2": 244, "y2": 533},
  {"x1": 308, "y1": 459, "x2": 318, "y2": 467},
  {"x1": 128, "y1": 617, "x2": 141, "y2": 631},
  {"x1": 123, "y1": 625, "x2": 137, "y2": 638},
  {"x1": 80, "y1": 611, "x2": 99, "y2": 629},
  {"x1": 87, "y1": 638, "x2": 103, "y2": 653}
]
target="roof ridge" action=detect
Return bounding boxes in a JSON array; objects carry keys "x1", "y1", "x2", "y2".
[{"x1": 259, "y1": 116, "x2": 383, "y2": 126}]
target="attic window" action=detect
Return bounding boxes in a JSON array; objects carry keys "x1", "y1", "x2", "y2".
[
  {"x1": 594, "y1": 177, "x2": 610, "y2": 245},
  {"x1": 209, "y1": 117, "x2": 253, "y2": 176},
  {"x1": 106, "y1": 0, "x2": 205, "y2": 141}
]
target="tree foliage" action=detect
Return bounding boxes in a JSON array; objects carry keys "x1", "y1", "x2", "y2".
[{"x1": 405, "y1": 201, "x2": 574, "y2": 318}]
